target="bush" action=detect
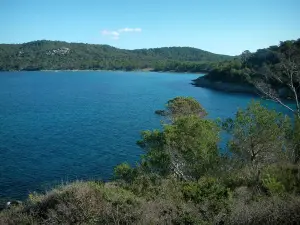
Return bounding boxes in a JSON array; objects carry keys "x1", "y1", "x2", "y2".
[
  {"x1": 0, "y1": 180, "x2": 209, "y2": 225},
  {"x1": 0, "y1": 181, "x2": 143, "y2": 225},
  {"x1": 226, "y1": 195, "x2": 300, "y2": 225},
  {"x1": 261, "y1": 164, "x2": 300, "y2": 194},
  {"x1": 182, "y1": 177, "x2": 232, "y2": 218},
  {"x1": 114, "y1": 162, "x2": 137, "y2": 183},
  {"x1": 166, "y1": 96, "x2": 207, "y2": 118},
  {"x1": 221, "y1": 165, "x2": 260, "y2": 189},
  {"x1": 262, "y1": 174, "x2": 285, "y2": 195}
]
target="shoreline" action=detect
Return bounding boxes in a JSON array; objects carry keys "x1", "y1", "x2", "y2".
[
  {"x1": 0, "y1": 68, "x2": 208, "y2": 74},
  {"x1": 192, "y1": 76, "x2": 257, "y2": 95},
  {"x1": 192, "y1": 76, "x2": 297, "y2": 100}
]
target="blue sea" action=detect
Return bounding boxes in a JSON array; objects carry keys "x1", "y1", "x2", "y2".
[{"x1": 0, "y1": 71, "x2": 292, "y2": 201}]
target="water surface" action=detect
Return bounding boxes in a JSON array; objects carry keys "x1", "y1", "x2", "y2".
[{"x1": 0, "y1": 71, "x2": 292, "y2": 200}]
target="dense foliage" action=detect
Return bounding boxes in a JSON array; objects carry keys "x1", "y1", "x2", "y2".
[
  {"x1": 0, "y1": 40, "x2": 231, "y2": 72},
  {"x1": 155, "y1": 96, "x2": 207, "y2": 118},
  {"x1": 194, "y1": 38, "x2": 300, "y2": 116},
  {"x1": 196, "y1": 39, "x2": 300, "y2": 84},
  {"x1": 1, "y1": 97, "x2": 300, "y2": 225}
]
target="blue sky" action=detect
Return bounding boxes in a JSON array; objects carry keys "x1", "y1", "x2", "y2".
[{"x1": 1, "y1": 0, "x2": 299, "y2": 55}]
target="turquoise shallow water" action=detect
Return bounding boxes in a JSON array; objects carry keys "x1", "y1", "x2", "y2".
[{"x1": 0, "y1": 71, "x2": 292, "y2": 200}]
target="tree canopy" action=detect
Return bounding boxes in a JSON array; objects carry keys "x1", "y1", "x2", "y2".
[
  {"x1": 0, "y1": 40, "x2": 231, "y2": 72},
  {"x1": 155, "y1": 96, "x2": 207, "y2": 119},
  {"x1": 194, "y1": 38, "x2": 300, "y2": 116}
]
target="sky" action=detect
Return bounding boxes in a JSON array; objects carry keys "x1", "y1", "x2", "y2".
[{"x1": 0, "y1": 0, "x2": 299, "y2": 55}]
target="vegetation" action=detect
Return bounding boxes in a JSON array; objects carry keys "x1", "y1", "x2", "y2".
[
  {"x1": 0, "y1": 40, "x2": 231, "y2": 72},
  {"x1": 155, "y1": 96, "x2": 207, "y2": 118},
  {"x1": 1, "y1": 96, "x2": 300, "y2": 225},
  {"x1": 194, "y1": 38, "x2": 300, "y2": 117}
]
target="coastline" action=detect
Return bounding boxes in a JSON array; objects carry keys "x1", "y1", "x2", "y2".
[
  {"x1": 192, "y1": 76, "x2": 257, "y2": 95},
  {"x1": 0, "y1": 70, "x2": 207, "y2": 74},
  {"x1": 192, "y1": 76, "x2": 297, "y2": 100},
  {"x1": 0, "y1": 68, "x2": 208, "y2": 74}
]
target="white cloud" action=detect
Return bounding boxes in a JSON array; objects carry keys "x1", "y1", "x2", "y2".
[
  {"x1": 101, "y1": 30, "x2": 120, "y2": 40},
  {"x1": 118, "y1": 28, "x2": 142, "y2": 33},
  {"x1": 111, "y1": 31, "x2": 120, "y2": 36},
  {"x1": 101, "y1": 27, "x2": 141, "y2": 40}
]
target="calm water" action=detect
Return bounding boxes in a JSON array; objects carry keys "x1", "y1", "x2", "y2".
[{"x1": 0, "y1": 71, "x2": 292, "y2": 201}]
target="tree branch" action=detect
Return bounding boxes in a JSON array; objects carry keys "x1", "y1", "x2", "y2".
[{"x1": 254, "y1": 81, "x2": 295, "y2": 113}]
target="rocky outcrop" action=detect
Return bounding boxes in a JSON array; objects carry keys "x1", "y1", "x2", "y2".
[
  {"x1": 0, "y1": 200, "x2": 22, "y2": 211},
  {"x1": 192, "y1": 77, "x2": 257, "y2": 95},
  {"x1": 46, "y1": 47, "x2": 70, "y2": 56},
  {"x1": 192, "y1": 76, "x2": 296, "y2": 100}
]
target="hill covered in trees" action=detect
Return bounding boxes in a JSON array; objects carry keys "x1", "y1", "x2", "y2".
[
  {"x1": 193, "y1": 39, "x2": 300, "y2": 94},
  {"x1": 193, "y1": 38, "x2": 300, "y2": 117},
  {"x1": 0, "y1": 40, "x2": 231, "y2": 72}
]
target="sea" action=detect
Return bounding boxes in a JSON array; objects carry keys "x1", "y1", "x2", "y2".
[{"x1": 0, "y1": 71, "x2": 293, "y2": 201}]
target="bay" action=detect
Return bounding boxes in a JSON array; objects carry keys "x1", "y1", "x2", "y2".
[{"x1": 0, "y1": 71, "x2": 292, "y2": 200}]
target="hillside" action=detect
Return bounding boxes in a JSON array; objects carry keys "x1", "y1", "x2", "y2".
[
  {"x1": 193, "y1": 38, "x2": 300, "y2": 96},
  {"x1": 0, "y1": 40, "x2": 232, "y2": 72}
]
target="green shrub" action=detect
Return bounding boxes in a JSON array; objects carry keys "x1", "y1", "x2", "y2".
[
  {"x1": 262, "y1": 174, "x2": 285, "y2": 195},
  {"x1": 221, "y1": 166, "x2": 258, "y2": 189},
  {"x1": 0, "y1": 181, "x2": 144, "y2": 225},
  {"x1": 114, "y1": 162, "x2": 136, "y2": 183},
  {"x1": 182, "y1": 177, "x2": 232, "y2": 216},
  {"x1": 174, "y1": 211, "x2": 210, "y2": 225},
  {"x1": 262, "y1": 164, "x2": 300, "y2": 194}
]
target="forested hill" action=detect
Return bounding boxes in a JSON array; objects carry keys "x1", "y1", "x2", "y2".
[
  {"x1": 194, "y1": 38, "x2": 300, "y2": 85},
  {"x1": 0, "y1": 40, "x2": 232, "y2": 72}
]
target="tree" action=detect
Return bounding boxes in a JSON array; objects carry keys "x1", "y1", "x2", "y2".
[
  {"x1": 290, "y1": 117, "x2": 300, "y2": 163},
  {"x1": 137, "y1": 130, "x2": 171, "y2": 176},
  {"x1": 155, "y1": 96, "x2": 207, "y2": 119},
  {"x1": 163, "y1": 115, "x2": 220, "y2": 180},
  {"x1": 137, "y1": 115, "x2": 219, "y2": 181},
  {"x1": 224, "y1": 101, "x2": 291, "y2": 179},
  {"x1": 253, "y1": 41, "x2": 300, "y2": 118},
  {"x1": 241, "y1": 50, "x2": 251, "y2": 66},
  {"x1": 147, "y1": 97, "x2": 218, "y2": 180}
]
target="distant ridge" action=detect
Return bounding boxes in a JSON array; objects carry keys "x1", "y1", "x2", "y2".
[{"x1": 0, "y1": 40, "x2": 232, "y2": 72}]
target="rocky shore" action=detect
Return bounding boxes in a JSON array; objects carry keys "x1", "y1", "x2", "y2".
[{"x1": 192, "y1": 76, "x2": 257, "y2": 95}]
